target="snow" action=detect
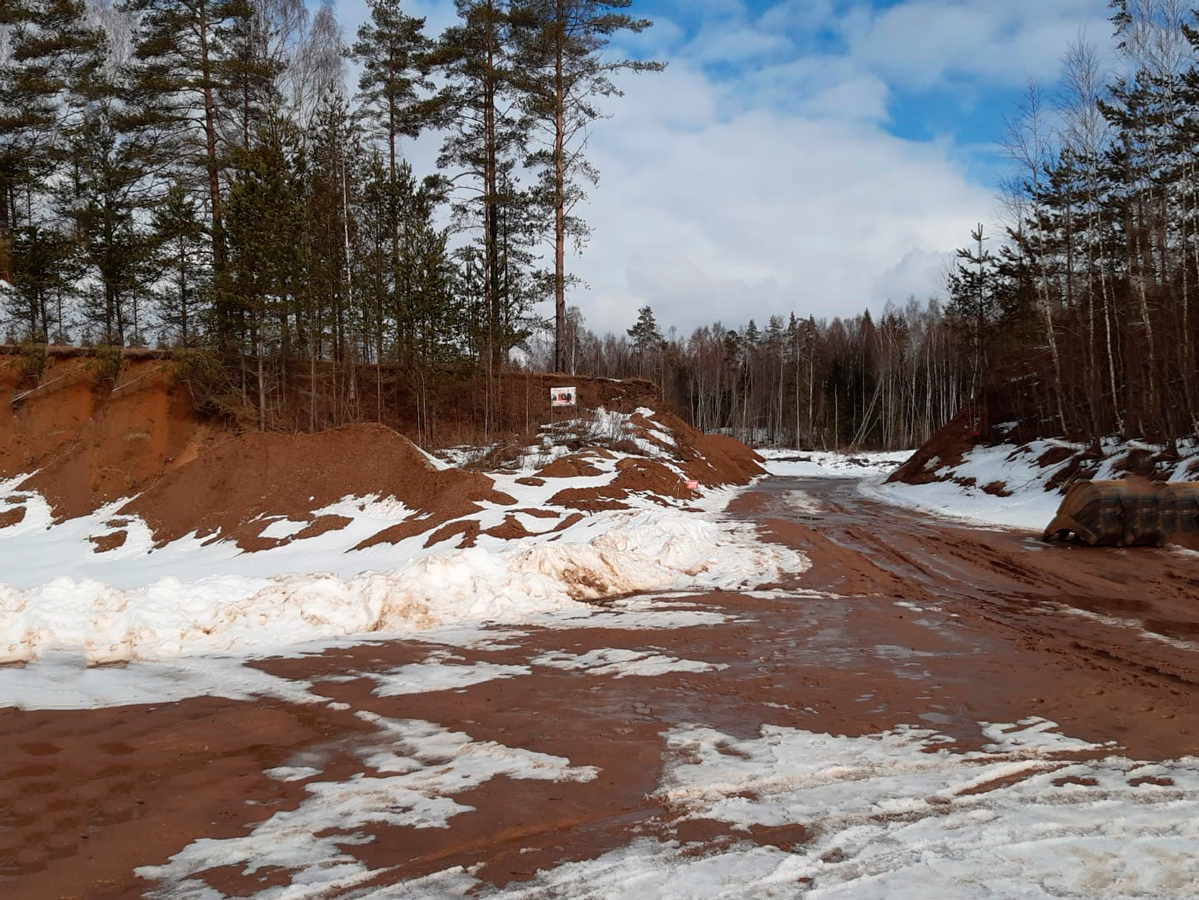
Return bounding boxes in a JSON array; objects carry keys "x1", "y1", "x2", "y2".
[
  {"x1": 353, "y1": 657, "x2": 531, "y2": 696},
  {"x1": 0, "y1": 651, "x2": 318, "y2": 710},
  {"x1": 531, "y1": 648, "x2": 726, "y2": 678},
  {"x1": 861, "y1": 441, "x2": 1068, "y2": 532},
  {"x1": 379, "y1": 718, "x2": 1195, "y2": 900},
  {"x1": 865, "y1": 438, "x2": 1199, "y2": 533},
  {"x1": 1, "y1": 509, "x2": 805, "y2": 664},
  {"x1": 146, "y1": 712, "x2": 1199, "y2": 900},
  {"x1": 1, "y1": 405, "x2": 808, "y2": 669},
  {"x1": 758, "y1": 449, "x2": 911, "y2": 480},
  {"x1": 257, "y1": 517, "x2": 310, "y2": 540},
  {"x1": 137, "y1": 711, "x2": 600, "y2": 899}
]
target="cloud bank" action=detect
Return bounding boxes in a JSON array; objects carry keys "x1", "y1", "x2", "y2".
[{"x1": 336, "y1": 0, "x2": 1110, "y2": 333}]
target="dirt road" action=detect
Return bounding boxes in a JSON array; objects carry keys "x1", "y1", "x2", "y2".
[{"x1": 4, "y1": 473, "x2": 1199, "y2": 898}]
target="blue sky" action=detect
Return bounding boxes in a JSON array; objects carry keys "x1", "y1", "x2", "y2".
[{"x1": 333, "y1": 0, "x2": 1115, "y2": 333}]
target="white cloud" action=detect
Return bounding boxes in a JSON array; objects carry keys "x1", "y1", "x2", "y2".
[
  {"x1": 575, "y1": 78, "x2": 993, "y2": 332},
  {"x1": 332, "y1": 0, "x2": 1109, "y2": 333},
  {"x1": 834, "y1": 0, "x2": 1113, "y2": 90}
]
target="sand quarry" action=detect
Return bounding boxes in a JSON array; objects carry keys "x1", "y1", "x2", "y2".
[{"x1": 3, "y1": 353, "x2": 1199, "y2": 899}]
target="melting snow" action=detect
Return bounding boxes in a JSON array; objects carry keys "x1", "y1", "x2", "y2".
[
  {"x1": 397, "y1": 718, "x2": 1197, "y2": 900},
  {"x1": 2, "y1": 503, "x2": 805, "y2": 665},
  {"x1": 531, "y1": 648, "x2": 725, "y2": 678},
  {"x1": 137, "y1": 711, "x2": 599, "y2": 899},
  {"x1": 865, "y1": 438, "x2": 1199, "y2": 533}
]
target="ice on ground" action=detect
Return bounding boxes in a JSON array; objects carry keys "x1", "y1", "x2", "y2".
[
  {"x1": 782, "y1": 489, "x2": 824, "y2": 516},
  {"x1": 346, "y1": 657, "x2": 531, "y2": 696},
  {"x1": 758, "y1": 449, "x2": 911, "y2": 480},
  {"x1": 137, "y1": 712, "x2": 599, "y2": 900},
  {"x1": 382, "y1": 718, "x2": 1198, "y2": 900},
  {"x1": 531, "y1": 648, "x2": 726, "y2": 678},
  {"x1": 0, "y1": 652, "x2": 319, "y2": 710}
]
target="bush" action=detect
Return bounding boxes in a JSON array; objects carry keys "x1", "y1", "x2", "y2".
[
  {"x1": 93, "y1": 345, "x2": 123, "y2": 382},
  {"x1": 171, "y1": 348, "x2": 246, "y2": 420},
  {"x1": 18, "y1": 342, "x2": 47, "y2": 380}
]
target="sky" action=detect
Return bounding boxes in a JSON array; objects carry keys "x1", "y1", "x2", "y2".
[{"x1": 332, "y1": 0, "x2": 1115, "y2": 335}]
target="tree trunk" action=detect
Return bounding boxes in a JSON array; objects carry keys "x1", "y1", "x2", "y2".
[
  {"x1": 552, "y1": 1, "x2": 567, "y2": 373},
  {"x1": 198, "y1": 0, "x2": 225, "y2": 272}
]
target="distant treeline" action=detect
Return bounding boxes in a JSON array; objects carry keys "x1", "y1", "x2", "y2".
[
  {"x1": 946, "y1": 0, "x2": 1199, "y2": 443},
  {"x1": 520, "y1": 299, "x2": 968, "y2": 453}
]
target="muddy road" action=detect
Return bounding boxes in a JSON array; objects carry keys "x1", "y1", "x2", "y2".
[{"x1": 4, "y1": 473, "x2": 1198, "y2": 899}]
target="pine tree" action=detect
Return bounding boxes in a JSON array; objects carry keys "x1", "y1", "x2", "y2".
[
  {"x1": 122, "y1": 0, "x2": 242, "y2": 277},
  {"x1": 0, "y1": 0, "x2": 105, "y2": 286},
  {"x1": 152, "y1": 181, "x2": 209, "y2": 346},
  {"x1": 215, "y1": 0, "x2": 289, "y2": 156},
  {"x1": 434, "y1": 0, "x2": 537, "y2": 370},
  {"x1": 511, "y1": 0, "x2": 662, "y2": 373},
  {"x1": 59, "y1": 17, "x2": 171, "y2": 346},
  {"x1": 352, "y1": 0, "x2": 433, "y2": 349},
  {"x1": 223, "y1": 113, "x2": 305, "y2": 427}
]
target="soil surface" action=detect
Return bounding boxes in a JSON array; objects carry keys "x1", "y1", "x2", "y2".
[{"x1": 4, "y1": 473, "x2": 1199, "y2": 898}]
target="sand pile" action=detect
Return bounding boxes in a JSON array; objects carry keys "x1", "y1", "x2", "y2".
[
  {"x1": 1, "y1": 353, "x2": 764, "y2": 555},
  {"x1": 542, "y1": 409, "x2": 765, "y2": 512},
  {"x1": 120, "y1": 424, "x2": 514, "y2": 549},
  {"x1": 15, "y1": 363, "x2": 211, "y2": 523}
]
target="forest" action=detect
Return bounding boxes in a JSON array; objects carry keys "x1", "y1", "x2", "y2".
[
  {"x1": 2, "y1": 0, "x2": 1197, "y2": 450},
  {"x1": 941, "y1": 0, "x2": 1199, "y2": 444}
]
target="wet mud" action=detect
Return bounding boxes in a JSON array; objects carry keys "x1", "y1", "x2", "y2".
[{"x1": 4, "y1": 474, "x2": 1199, "y2": 898}]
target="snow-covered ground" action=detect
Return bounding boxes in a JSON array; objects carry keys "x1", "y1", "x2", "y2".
[
  {"x1": 861, "y1": 442, "x2": 1065, "y2": 531},
  {"x1": 137, "y1": 709, "x2": 1199, "y2": 900},
  {"x1": 864, "y1": 438, "x2": 1199, "y2": 533},
  {"x1": 0, "y1": 408, "x2": 805, "y2": 667},
  {"x1": 448, "y1": 718, "x2": 1198, "y2": 899},
  {"x1": 758, "y1": 448, "x2": 911, "y2": 481}
]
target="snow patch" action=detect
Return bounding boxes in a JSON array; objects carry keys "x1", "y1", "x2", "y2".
[
  {"x1": 350, "y1": 658, "x2": 531, "y2": 696},
  {"x1": 137, "y1": 712, "x2": 599, "y2": 898},
  {"x1": 408, "y1": 718, "x2": 1199, "y2": 899},
  {"x1": 531, "y1": 648, "x2": 725, "y2": 679}
]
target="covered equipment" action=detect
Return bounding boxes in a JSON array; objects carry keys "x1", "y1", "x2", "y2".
[{"x1": 1044, "y1": 481, "x2": 1199, "y2": 547}]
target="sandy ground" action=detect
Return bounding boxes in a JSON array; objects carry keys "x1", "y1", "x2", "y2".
[{"x1": 4, "y1": 473, "x2": 1199, "y2": 899}]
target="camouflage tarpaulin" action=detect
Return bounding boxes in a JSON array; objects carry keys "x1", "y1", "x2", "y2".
[{"x1": 1044, "y1": 482, "x2": 1199, "y2": 548}]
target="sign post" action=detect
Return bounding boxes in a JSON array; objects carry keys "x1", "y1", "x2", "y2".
[{"x1": 550, "y1": 386, "x2": 577, "y2": 430}]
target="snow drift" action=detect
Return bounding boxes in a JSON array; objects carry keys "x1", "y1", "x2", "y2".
[{"x1": 2, "y1": 510, "x2": 805, "y2": 664}]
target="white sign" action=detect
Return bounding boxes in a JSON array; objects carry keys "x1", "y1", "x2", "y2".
[
  {"x1": 551, "y1": 387, "x2": 578, "y2": 408},
  {"x1": 686, "y1": 480, "x2": 700, "y2": 491}
]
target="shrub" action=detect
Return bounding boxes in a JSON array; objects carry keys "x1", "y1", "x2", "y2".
[
  {"x1": 18, "y1": 342, "x2": 47, "y2": 380},
  {"x1": 93, "y1": 345, "x2": 123, "y2": 382},
  {"x1": 171, "y1": 348, "x2": 246, "y2": 420}
]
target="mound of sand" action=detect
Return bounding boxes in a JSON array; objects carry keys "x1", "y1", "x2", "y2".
[
  {"x1": 543, "y1": 410, "x2": 765, "y2": 512},
  {"x1": 635, "y1": 409, "x2": 764, "y2": 488},
  {"x1": 120, "y1": 424, "x2": 515, "y2": 549},
  {"x1": 1, "y1": 350, "x2": 764, "y2": 553}
]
